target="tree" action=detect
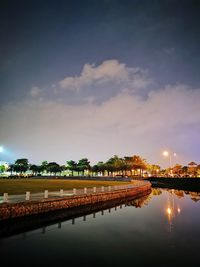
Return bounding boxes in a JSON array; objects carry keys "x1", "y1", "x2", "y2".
[
  {"x1": 0, "y1": 164, "x2": 6, "y2": 173},
  {"x1": 14, "y1": 158, "x2": 29, "y2": 175},
  {"x1": 148, "y1": 164, "x2": 161, "y2": 176},
  {"x1": 181, "y1": 166, "x2": 188, "y2": 177},
  {"x1": 131, "y1": 155, "x2": 147, "y2": 176},
  {"x1": 91, "y1": 164, "x2": 99, "y2": 176},
  {"x1": 105, "y1": 155, "x2": 124, "y2": 176},
  {"x1": 41, "y1": 161, "x2": 48, "y2": 174},
  {"x1": 30, "y1": 164, "x2": 41, "y2": 176},
  {"x1": 77, "y1": 158, "x2": 90, "y2": 176},
  {"x1": 97, "y1": 161, "x2": 106, "y2": 176},
  {"x1": 66, "y1": 160, "x2": 77, "y2": 176},
  {"x1": 47, "y1": 162, "x2": 62, "y2": 175},
  {"x1": 7, "y1": 164, "x2": 14, "y2": 175},
  {"x1": 172, "y1": 164, "x2": 182, "y2": 176}
]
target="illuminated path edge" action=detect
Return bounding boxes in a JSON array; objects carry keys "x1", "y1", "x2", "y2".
[{"x1": 0, "y1": 181, "x2": 151, "y2": 221}]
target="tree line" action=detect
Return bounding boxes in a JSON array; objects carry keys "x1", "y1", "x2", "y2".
[
  {"x1": 2, "y1": 156, "x2": 200, "y2": 177},
  {"x1": 6, "y1": 155, "x2": 150, "y2": 177}
]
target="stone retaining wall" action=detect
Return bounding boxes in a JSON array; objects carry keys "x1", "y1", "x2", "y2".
[{"x1": 0, "y1": 182, "x2": 151, "y2": 221}]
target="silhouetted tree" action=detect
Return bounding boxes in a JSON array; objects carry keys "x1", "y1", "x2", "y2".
[
  {"x1": 66, "y1": 160, "x2": 77, "y2": 176},
  {"x1": 47, "y1": 162, "x2": 62, "y2": 175},
  {"x1": 14, "y1": 158, "x2": 29, "y2": 174},
  {"x1": 77, "y1": 158, "x2": 90, "y2": 176}
]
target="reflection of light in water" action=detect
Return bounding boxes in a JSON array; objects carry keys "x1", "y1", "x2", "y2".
[
  {"x1": 165, "y1": 190, "x2": 183, "y2": 233},
  {"x1": 167, "y1": 207, "x2": 172, "y2": 215}
]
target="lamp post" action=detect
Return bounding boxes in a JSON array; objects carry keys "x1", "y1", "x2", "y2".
[{"x1": 163, "y1": 151, "x2": 176, "y2": 177}]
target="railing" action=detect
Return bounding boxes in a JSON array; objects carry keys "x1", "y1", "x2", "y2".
[{"x1": 0, "y1": 180, "x2": 149, "y2": 204}]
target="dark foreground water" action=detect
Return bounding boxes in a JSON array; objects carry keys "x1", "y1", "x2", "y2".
[{"x1": 0, "y1": 188, "x2": 200, "y2": 267}]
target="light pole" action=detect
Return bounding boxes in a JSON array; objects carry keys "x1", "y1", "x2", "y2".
[{"x1": 163, "y1": 151, "x2": 176, "y2": 177}]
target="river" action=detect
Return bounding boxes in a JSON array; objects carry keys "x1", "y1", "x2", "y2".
[{"x1": 0, "y1": 188, "x2": 200, "y2": 266}]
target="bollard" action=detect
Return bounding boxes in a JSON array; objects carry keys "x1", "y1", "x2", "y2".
[
  {"x1": 101, "y1": 186, "x2": 104, "y2": 192},
  {"x1": 83, "y1": 215, "x2": 86, "y2": 221},
  {"x1": 101, "y1": 210, "x2": 104, "y2": 215},
  {"x1": 60, "y1": 189, "x2": 64, "y2": 197},
  {"x1": 93, "y1": 213, "x2": 96, "y2": 218},
  {"x1": 72, "y1": 218, "x2": 75, "y2": 224},
  {"x1": 73, "y1": 188, "x2": 76, "y2": 195},
  {"x1": 84, "y1": 187, "x2": 87, "y2": 194},
  {"x1": 3, "y1": 193, "x2": 8, "y2": 203},
  {"x1": 93, "y1": 187, "x2": 96, "y2": 193},
  {"x1": 108, "y1": 186, "x2": 111, "y2": 191},
  {"x1": 25, "y1": 191, "x2": 30, "y2": 201},
  {"x1": 44, "y1": 190, "x2": 48, "y2": 199}
]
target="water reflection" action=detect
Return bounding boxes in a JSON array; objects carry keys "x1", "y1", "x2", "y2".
[
  {"x1": 1, "y1": 188, "x2": 200, "y2": 267},
  {"x1": 1, "y1": 188, "x2": 200, "y2": 239},
  {"x1": 0, "y1": 191, "x2": 151, "y2": 238}
]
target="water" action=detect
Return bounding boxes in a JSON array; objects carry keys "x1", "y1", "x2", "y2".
[{"x1": 0, "y1": 188, "x2": 200, "y2": 267}]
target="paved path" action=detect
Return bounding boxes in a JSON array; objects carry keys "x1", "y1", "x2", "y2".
[{"x1": 0, "y1": 183, "x2": 145, "y2": 204}]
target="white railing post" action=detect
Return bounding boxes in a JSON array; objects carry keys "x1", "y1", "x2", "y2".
[
  {"x1": 93, "y1": 187, "x2": 96, "y2": 193},
  {"x1": 44, "y1": 190, "x2": 48, "y2": 199},
  {"x1": 101, "y1": 186, "x2": 104, "y2": 192},
  {"x1": 84, "y1": 187, "x2": 87, "y2": 194},
  {"x1": 3, "y1": 193, "x2": 8, "y2": 203},
  {"x1": 60, "y1": 189, "x2": 63, "y2": 197},
  {"x1": 108, "y1": 186, "x2": 111, "y2": 191},
  {"x1": 26, "y1": 191, "x2": 30, "y2": 201},
  {"x1": 73, "y1": 188, "x2": 76, "y2": 195}
]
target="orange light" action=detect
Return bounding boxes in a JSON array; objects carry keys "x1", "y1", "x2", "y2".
[{"x1": 167, "y1": 207, "x2": 172, "y2": 215}]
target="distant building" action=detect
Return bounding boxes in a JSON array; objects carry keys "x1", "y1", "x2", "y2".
[{"x1": 188, "y1": 162, "x2": 197, "y2": 168}]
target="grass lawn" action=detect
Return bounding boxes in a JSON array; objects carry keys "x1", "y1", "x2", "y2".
[{"x1": 0, "y1": 178, "x2": 131, "y2": 195}]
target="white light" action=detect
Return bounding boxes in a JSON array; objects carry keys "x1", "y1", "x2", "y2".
[
  {"x1": 163, "y1": 151, "x2": 169, "y2": 157},
  {"x1": 0, "y1": 146, "x2": 3, "y2": 153}
]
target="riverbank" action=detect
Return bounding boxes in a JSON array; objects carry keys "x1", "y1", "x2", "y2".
[
  {"x1": 0, "y1": 181, "x2": 151, "y2": 221},
  {"x1": 0, "y1": 190, "x2": 151, "y2": 238},
  {"x1": 148, "y1": 177, "x2": 200, "y2": 192}
]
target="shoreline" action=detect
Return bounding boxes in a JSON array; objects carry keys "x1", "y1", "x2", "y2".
[
  {"x1": 148, "y1": 177, "x2": 200, "y2": 192},
  {"x1": 0, "y1": 181, "x2": 151, "y2": 222}
]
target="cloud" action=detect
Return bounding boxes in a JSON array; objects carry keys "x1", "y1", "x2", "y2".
[
  {"x1": 29, "y1": 86, "x2": 41, "y2": 97},
  {"x1": 1, "y1": 84, "x2": 200, "y2": 166},
  {"x1": 59, "y1": 59, "x2": 150, "y2": 92}
]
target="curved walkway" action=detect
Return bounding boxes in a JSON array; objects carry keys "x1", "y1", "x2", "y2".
[{"x1": 0, "y1": 180, "x2": 148, "y2": 204}]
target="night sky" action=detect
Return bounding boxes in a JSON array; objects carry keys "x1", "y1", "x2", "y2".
[{"x1": 0, "y1": 0, "x2": 200, "y2": 167}]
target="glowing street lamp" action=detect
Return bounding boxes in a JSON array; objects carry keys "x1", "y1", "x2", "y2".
[{"x1": 163, "y1": 150, "x2": 176, "y2": 176}]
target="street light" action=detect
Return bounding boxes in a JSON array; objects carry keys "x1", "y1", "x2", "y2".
[{"x1": 163, "y1": 150, "x2": 176, "y2": 177}]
